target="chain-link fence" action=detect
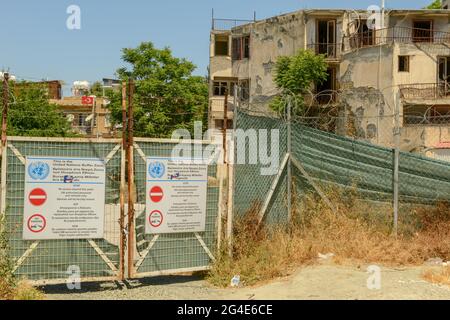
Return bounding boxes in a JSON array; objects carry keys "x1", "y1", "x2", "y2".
[
  {"x1": 131, "y1": 139, "x2": 220, "y2": 277},
  {"x1": 2, "y1": 137, "x2": 123, "y2": 283},
  {"x1": 232, "y1": 104, "x2": 450, "y2": 231}
]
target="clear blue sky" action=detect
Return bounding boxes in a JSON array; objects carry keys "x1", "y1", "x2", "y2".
[{"x1": 0, "y1": 0, "x2": 433, "y2": 95}]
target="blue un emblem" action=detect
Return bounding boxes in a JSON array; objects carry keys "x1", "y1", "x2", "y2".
[
  {"x1": 28, "y1": 162, "x2": 50, "y2": 180},
  {"x1": 149, "y1": 161, "x2": 165, "y2": 179}
]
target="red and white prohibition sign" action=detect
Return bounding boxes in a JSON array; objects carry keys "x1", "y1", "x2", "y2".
[
  {"x1": 29, "y1": 188, "x2": 47, "y2": 206},
  {"x1": 149, "y1": 186, "x2": 164, "y2": 203}
]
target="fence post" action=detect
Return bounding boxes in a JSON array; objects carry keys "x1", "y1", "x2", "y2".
[
  {"x1": 226, "y1": 86, "x2": 238, "y2": 257},
  {"x1": 127, "y1": 79, "x2": 135, "y2": 278},
  {"x1": 393, "y1": 91, "x2": 400, "y2": 235},
  {"x1": 119, "y1": 81, "x2": 127, "y2": 281},
  {"x1": 287, "y1": 97, "x2": 292, "y2": 224}
]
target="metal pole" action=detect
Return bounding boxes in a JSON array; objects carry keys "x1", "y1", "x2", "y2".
[
  {"x1": 287, "y1": 97, "x2": 292, "y2": 224},
  {"x1": 2, "y1": 72, "x2": 10, "y2": 149},
  {"x1": 119, "y1": 81, "x2": 127, "y2": 281},
  {"x1": 223, "y1": 88, "x2": 229, "y2": 165},
  {"x1": 393, "y1": 90, "x2": 400, "y2": 235},
  {"x1": 226, "y1": 86, "x2": 238, "y2": 257},
  {"x1": 127, "y1": 79, "x2": 135, "y2": 278}
]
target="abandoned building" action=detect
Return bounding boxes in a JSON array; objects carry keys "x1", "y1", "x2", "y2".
[{"x1": 209, "y1": 5, "x2": 450, "y2": 160}]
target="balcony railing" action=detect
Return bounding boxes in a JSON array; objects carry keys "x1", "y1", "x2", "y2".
[
  {"x1": 212, "y1": 18, "x2": 254, "y2": 31},
  {"x1": 399, "y1": 82, "x2": 450, "y2": 100},
  {"x1": 345, "y1": 27, "x2": 450, "y2": 51},
  {"x1": 307, "y1": 43, "x2": 341, "y2": 59}
]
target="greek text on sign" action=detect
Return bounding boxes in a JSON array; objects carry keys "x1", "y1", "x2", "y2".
[
  {"x1": 146, "y1": 157, "x2": 208, "y2": 234},
  {"x1": 23, "y1": 156, "x2": 106, "y2": 240}
]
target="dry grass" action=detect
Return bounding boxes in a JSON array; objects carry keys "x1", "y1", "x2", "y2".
[
  {"x1": 423, "y1": 266, "x2": 450, "y2": 287},
  {"x1": 0, "y1": 218, "x2": 43, "y2": 300},
  {"x1": 207, "y1": 187, "x2": 450, "y2": 287}
]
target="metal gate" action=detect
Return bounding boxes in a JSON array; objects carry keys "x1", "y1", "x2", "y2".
[
  {"x1": 1, "y1": 137, "x2": 124, "y2": 284},
  {"x1": 1, "y1": 136, "x2": 222, "y2": 283},
  {"x1": 130, "y1": 139, "x2": 221, "y2": 278}
]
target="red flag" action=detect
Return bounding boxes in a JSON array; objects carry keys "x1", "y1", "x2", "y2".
[{"x1": 82, "y1": 96, "x2": 94, "y2": 105}]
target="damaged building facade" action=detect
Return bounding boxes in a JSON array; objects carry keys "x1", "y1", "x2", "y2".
[{"x1": 209, "y1": 7, "x2": 450, "y2": 159}]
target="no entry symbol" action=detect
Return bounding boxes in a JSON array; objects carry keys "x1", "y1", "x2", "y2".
[
  {"x1": 149, "y1": 186, "x2": 164, "y2": 203},
  {"x1": 29, "y1": 188, "x2": 47, "y2": 206}
]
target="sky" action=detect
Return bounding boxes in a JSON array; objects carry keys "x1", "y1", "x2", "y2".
[{"x1": 0, "y1": 0, "x2": 434, "y2": 95}]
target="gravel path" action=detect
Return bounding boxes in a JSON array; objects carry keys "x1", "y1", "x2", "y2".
[{"x1": 43, "y1": 264, "x2": 450, "y2": 300}]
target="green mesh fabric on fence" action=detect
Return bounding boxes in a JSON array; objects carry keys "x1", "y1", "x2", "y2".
[
  {"x1": 133, "y1": 140, "x2": 219, "y2": 274},
  {"x1": 233, "y1": 111, "x2": 289, "y2": 225},
  {"x1": 5, "y1": 139, "x2": 122, "y2": 281},
  {"x1": 234, "y1": 109, "x2": 450, "y2": 225}
]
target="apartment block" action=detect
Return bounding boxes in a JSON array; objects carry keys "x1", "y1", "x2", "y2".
[{"x1": 209, "y1": 6, "x2": 450, "y2": 159}]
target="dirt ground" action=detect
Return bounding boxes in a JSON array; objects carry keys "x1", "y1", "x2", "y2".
[{"x1": 42, "y1": 263, "x2": 450, "y2": 300}]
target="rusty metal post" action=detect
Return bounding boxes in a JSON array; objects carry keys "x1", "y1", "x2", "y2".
[
  {"x1": 127, "y1": 79, "x2": 135, "y2": 279},
  {"x1": 2, "y1": 72, "x2": 10, "y2": 150},
  {"x1": 119, "y1": 81, "x2": 127, "y2": 281}
]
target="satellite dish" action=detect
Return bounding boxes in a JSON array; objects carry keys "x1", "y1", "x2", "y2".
[
  {"x1": 85, "y1": 114, "x2": 94, "y2": 123},
  {"x1": 66, "y1": 114, "x2": 75, "y2": 122}
]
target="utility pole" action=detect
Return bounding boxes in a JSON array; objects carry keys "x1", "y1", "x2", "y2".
[
  {"x1": 2, "y1": 72, "x2": 10, "y2": 149},
  {"x1": 127, "y1": 79, "x2": 135, "y2": 279},
  {"x1": 119, "y1": 81, "x2": 127, "y2": 281}
]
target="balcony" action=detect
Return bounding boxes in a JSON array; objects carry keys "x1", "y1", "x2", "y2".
[
  {"x1": 399, "y1": 83, "x2": 450, "y2": 101},
  {"x1": 345, "y1": 27, "x2": 450, "y2": 51},
  {"x1": 212, "y1": 18, "x2": 254, "y2": 31},
  {"x1": 307, "y1": 43, "x2": 341, "y2": 60}
]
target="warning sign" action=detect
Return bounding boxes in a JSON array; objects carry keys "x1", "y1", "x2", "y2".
[
  {"x1": 23, "y1": 156, "x2": 106, "y2": 240},
  {"x1": 145, "y1": 157, "x2": 208, "y2": 234},
  {"x1": 149, "y1": 186, "x2": 164, "y2": 203},
  {"x1": 29, "y1": 188, "x2": 47, "y2": 206},
  {"x1": 27, "y1": 214, "x2": 46, "y2": 233}
]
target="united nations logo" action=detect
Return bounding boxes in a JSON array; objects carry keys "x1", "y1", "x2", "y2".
[
  {"x1": 28, "y1": 162, "x2": 50, "y2": 180},
  {"x1": 148, "y1": 161, "x2": 165, "y2": 179}
]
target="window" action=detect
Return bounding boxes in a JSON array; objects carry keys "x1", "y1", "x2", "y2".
[
  {"x1": 404, "y1": 105, "x2": 450, "y2": 125},
  {"x1": 398, "y1": 56, "x2": 410, "y2": 72},
  {"x1": 213, "y1": 79, "x2": 236, "y2": 96},
  {"x1": 413, "y1": 20, "x2": 433, "y2": 43},
  {"x1": 215, "y1": 119, "x2": 233, "y2": 130},
  {"x1": 232, "y1": 36, "x2": 250, "y2": 60},
  {"x1": 214, "y1": 34, "x2": 229, "y2": 56},
  {"x1": 78, "y1": 114, "x2": 86, "y2": 127},
  {"x1": 239, "y1": 79, "x2": 250, "y2": 101}
]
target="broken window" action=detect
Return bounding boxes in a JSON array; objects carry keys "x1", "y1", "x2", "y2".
[
  {"x1": 232, "y1": 35, "x2": 250, "y2": 60},
  {"x1": 213, "y1": 79, "x2": 236, "y2": 96},
  {"x1": 239, "y1": 79, "x2": 250, "y2": 101},
  {"x1": 398, "y1": 56, "x2": 410, "y2": 72},
  {"x1": 316, "y1": 20, "x2": 336, "y2": 57},
  {"x1": 214, "y1": 34, "x2": 229, "y2": 56},
  {"x1": 413, "y1": 20, "x2": 433, "y2": 43},
  {"x1": 315, "y1": 67, "x2": 337, "y2": 104},
  {"x1": 356, "y1": 20, "x2": 374, "y2": 47}
]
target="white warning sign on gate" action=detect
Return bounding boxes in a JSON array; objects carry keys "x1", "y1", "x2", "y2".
[
  {"x1": 145, "y1": 157, "x2": 208, "y2": 234},
  {"x1": 23, "y1": 156, "x2": 106, "y2": 240}
]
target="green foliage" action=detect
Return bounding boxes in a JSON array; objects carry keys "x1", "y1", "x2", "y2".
[
  {"x1": 426, "y1": 0, "x2": 442, "y2": 9},
  {"x1": 1, "y1": 82, "x2": 74, "y2": 137},
  {"x1": 89, "y1": 81, "x2": 104, "y2": 97},
  {"x1": 270, "y1": 50, "x2": 328, "y2": 113},
  {"x1": 0, "y1": 217, "x2": 16, "y2": 299},
  {"x1": 107, "y1": 42, "x2": 208, "y2": 137}
]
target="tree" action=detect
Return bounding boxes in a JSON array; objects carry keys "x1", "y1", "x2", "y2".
[
  {"x1": 1, "y1": 82, "x2": 74, "y2": 137},
  {"x1": 426, "y1": 0, "x2": 442, "y2": 9},
  {"x1": 107, "y1": 42, "x2": 208, "y2": 137},
  {"x1": 270, "y1": 50, "x2": 328, "y2": 114},
  {"x1": 89, "y1": 81, "x2": 104, "y2": 97}
]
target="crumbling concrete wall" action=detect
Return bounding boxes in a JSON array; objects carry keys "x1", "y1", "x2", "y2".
[{"x1": 339, "y1": 45, "x2": 395, "y2": 147}]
